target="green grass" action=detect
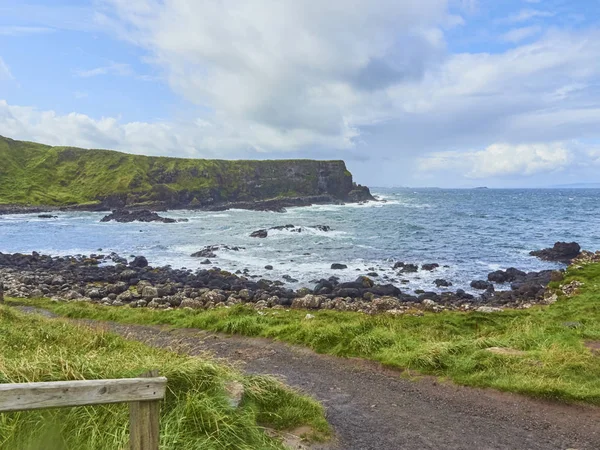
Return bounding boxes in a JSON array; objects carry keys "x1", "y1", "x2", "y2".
[
  {"x1": 0, "y1": 135, "x2": 353, "y2": 206},
  {"x1": 10, "y1": 262, "x2": 600, "y2": 406},
  {"x1": 0, "y1": 307, "x2": 330, "y2": 449}
]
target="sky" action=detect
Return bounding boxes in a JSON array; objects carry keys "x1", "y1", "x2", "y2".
[{"x1": 1, "y1": 0, "x2": 600, "y2": 188}]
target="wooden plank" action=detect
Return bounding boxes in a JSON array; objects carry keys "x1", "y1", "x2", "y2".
[
  {"x1": 129, "y1": 370, "x2": 161, "y2": 450},
  {"x1": 0, "y1": 377, "x2": 167, "y2": 413}
]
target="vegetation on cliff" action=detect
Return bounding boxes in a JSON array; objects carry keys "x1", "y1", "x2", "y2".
[
  {"x1": 0, "y1": 306, "x2": 329, "y2": 449},
  {"x1": 0, "y1": 135, "x2": 368, "y2": 208},
  {"x1": 13, "y1": 261, "x2": 600, "y2": 405}
]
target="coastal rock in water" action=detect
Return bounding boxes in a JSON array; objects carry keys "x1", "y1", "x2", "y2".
[
  {"x1": 530, "y1": 242, "x2": 581, "y2": 263},
  {"x1": 100, "y1": 209, "x2": 181, "y2": 224},
  {"x1": 470, "y1": 280, "x2": 493, "y2": 290},
  {"x1": 398, "y1": 263, "x2": 418, "y2": 273},
  {"x1": 487, "y1": 268, "x2": 526, "y2": 283},
  {"x1": 251, "y1": 224, "x2": 332, "y2": 237},
  {"x1": 434, "y1": 279, "x2": 452, "y2": 287},
  {"x1": 331, "y1": 263, "x2": 348, "y2": 270},
  {"x1": 250, "y1": 229, "x2": 268, "y2": 238},
  {"x1": 130, "y1": 256, "x2": 148, "y2": 268},
  {"x1": 38, "y1": 214, "x2": 58, "y2": 219},
  {"x1": 421, "y1": 263, "x2": 440, "y2": 271},
  {"x1": 191, "y1": 246, "x2": 218, "y2": 258}
]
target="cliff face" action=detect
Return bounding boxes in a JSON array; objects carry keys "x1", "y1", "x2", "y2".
[{"x1": 0, "y1": 135, "x2": 372, "y2": 208}]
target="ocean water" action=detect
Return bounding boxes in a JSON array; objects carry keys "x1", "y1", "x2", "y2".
[{"x1": 1, "y1": 188, "x2": 599, "y2": 294}]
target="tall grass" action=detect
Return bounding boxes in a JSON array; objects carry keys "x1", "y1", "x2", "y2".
[
  {"x1": 10, "y1": 262, "x2": 600, "y2": 405},
  {"x1": 0, "y1": 307, "x2": 329, "y2": 449}
]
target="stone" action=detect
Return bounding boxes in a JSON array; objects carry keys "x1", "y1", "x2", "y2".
[
  {"x1": 331, "y1": 263, "x2": 348, "y2": 270},
  {"x1": 130, "y1": 256, "x2": 148, "y2": 268},
  {"x1": 141, "y1": 286, "x2": 159, "y2": 299},
  {"x1": 250, "y1": 229, "x2": 268, "y2": 238},
  {"x1": 530, "y1": 242, "x2": 581, "y2": 263},
  {"x1": 181, "y1": 298, "x2": 203, "y2": 309},
  {"x1": 224, "y1": 381, "x2": 245, "y2": 408},
  {"x1": 292, "y1": 294, "x2": 323, "y2": 309},
  {"x1": 475, "y1": 306, "x2": 503, "y2": 313},
  {"x1": 561, "y1": 280, "x2": 583, "y2": 296},
  {"x1": 399, "y1": 263, "x2": 418, "y2": 273},
  {"x1": 470, "y1": 280, "x2": 493, "y2": 290},
  {"x1": 101, "y1": 209, "x2": 180, "y2": 224}
]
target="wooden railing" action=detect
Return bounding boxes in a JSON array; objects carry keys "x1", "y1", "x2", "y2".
[{"x1": 0, "y1": 373, "x2": 167, "y2": 450}]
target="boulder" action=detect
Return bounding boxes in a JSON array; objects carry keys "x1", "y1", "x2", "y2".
[
  {"x1": 470, "y1": 280, "x2": 493, "y2": 290},
  {"x1": 100, "y1": 209, "x2": 181, "y2": 224},
  {"x1": 530, "y1": 242, "x2": 581, "y2": 263},
  {"x1": 141, "y1": 286, "x2": 159, "y2": 299},
  {"x1": 331, "y1": 263, "x2": 348, "y2": 270},
  {"x1": 181, "y1": 298, "x2": 204, "y2": 309},
  {"x1": 130, "y1": 256, "x2": 148, "y2": 268},
  {"x1": 292, "y1": 294, "x2": 323, "y2": 309},
  {"x1": 421, "y1": 263, "x2": 440, "y2": 271},
  {"x1": 399, "y1": 263, "x2": 418, "y2": 273},
  {"x1": 434, "y1": 279, "x2": 452, "y2": 287},
  {"x1": 250, "y1": 229, "x2": 268, "y2": 238}
]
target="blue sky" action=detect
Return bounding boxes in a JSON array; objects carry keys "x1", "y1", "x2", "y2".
[{"x1": 1, "y1": 0, "x2": 600, "y2": 187}]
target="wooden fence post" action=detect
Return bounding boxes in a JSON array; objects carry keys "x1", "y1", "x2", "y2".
[{"x1": 129, "y1": 370, "x2": 161, "y2": 450}]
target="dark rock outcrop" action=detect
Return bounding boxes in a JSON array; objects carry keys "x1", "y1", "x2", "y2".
[
  {"x1": 530, "y1": 242, "x2": 581, "y2": 263},
  {"x1": 250, "y1": 224, "x2": 332, "y2": 237},
  {"x1": 250, "y1": 229, "x2": 268, "y2": 238},
  {"x1": 470, "y1": 280, "x2": 493, "y2": 290},
  {"x1": 100, "y1": 209, "x2": 186, "y2": 224},
  {"x1": 130, "y1": 256, "x2": 148, "y2": 268},
  {"x1": 331, "y1": 263, "x2": 348, "y2": 270}
]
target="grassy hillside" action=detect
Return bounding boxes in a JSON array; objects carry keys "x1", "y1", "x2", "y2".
[
  {"x1": 0, "y1": 135, "x2": 355, "y2": 207},
  {"x1": 13, "y1": 262, "x2": 600, "y2": 405},
  {"x1": 0, "y1": 306, "x2": 329, "y2": 449}
]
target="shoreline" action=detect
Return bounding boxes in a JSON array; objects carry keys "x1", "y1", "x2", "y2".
[
  {"x1": 0, "y1": 248, "x2": 575, "y2": 315},
  {"x1": 0, "y1": 193, "x2": 378, "y2": 216}
]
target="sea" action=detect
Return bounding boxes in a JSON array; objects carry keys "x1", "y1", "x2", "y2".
[{"x1": 1, "y1": 188, "x2": 599, "y2": 294}]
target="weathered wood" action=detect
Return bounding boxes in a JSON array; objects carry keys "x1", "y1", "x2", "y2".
[
  {"x1": 0, "y1": 377, "x2": 167, "y2": 413},
  {"x1": 129, "y1": 370, "x2": 161, "y2": 450}
]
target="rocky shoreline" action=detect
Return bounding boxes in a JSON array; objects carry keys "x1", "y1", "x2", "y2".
[
  {"x1": 0, "y1": 242, "x2": 588, "y2": 315},
  {"x1": 0, "y1": 189, "x2": 376, "y2": 216}
]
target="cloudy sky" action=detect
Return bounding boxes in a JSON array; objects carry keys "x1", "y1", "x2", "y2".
[{"x1": 1, "y1": 0, "x2": 599, "y2": 187}]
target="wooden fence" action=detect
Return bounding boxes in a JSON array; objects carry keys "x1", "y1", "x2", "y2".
[{"x1": 0, "y1": 373, "x2": 167, "y2": 450}]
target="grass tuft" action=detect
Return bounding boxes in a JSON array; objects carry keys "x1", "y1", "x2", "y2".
[{"x1": 0, "y1": 307, "x2": 329, "y2": 449}]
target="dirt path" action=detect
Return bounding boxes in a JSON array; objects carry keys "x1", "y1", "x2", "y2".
[{"x1": 20, "y1": 308, "x2": 600, "y2": 450}]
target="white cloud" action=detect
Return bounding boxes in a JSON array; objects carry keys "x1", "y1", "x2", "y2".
[
  {"x1": 0, "y1": 26, "x2": 55, "y2": 36},
  {"x1": 0, "y1": 99, "x2": 354, "y2": 158},
  {"x1": 505, "y1": 9, "x2": 555, "y2": 23},
  {"x1": 0, "y1": 100, "x2": 212, "y2": 158},
  {"x1": 97, "y1": 0, "x2": 452, "y2": 150},
  {"x1": 418, "y1": 142, "x2": 574, "y2": 178},
  {"x1": 74, "y1": 62, "x2": 133, "y2": 78},
  {"x1": 0, "y1": 57, "x2": 13, "y2": 80},
  {"x1": 501, "y1": 25, "x2": 542, "y2": 43}
]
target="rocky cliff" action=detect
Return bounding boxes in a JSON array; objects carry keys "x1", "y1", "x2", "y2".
[{"x1": 0, "y1": 135, "x2": 373, "y2": 210}]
